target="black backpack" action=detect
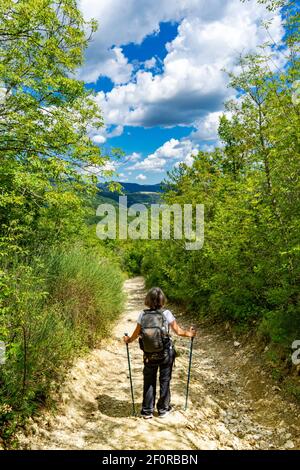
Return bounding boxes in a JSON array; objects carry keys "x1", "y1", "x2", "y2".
[{"x1": 139, "y1": 309, "x2": 170, "y2": 354}]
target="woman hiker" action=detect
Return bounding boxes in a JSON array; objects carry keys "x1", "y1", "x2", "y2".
[{"x1": 123, "y1": 287, "x2": 196, "y2": 419}]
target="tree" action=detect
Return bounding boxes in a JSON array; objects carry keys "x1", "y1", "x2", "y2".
[{"x1": 0, "y1": 0, "x2": 109, "y2": 250}]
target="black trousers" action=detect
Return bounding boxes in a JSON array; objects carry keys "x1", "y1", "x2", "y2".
[{"x1": 141, "y1": 348, "x2": 175, "y2": 416}]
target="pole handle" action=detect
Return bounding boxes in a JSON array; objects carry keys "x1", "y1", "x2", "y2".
[{"x1": 190, "y1": 327, "x2": 195, "y2": 340}]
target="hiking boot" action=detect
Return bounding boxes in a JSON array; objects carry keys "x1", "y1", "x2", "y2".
[{"x1": 158, "y1": 407, "x2": 173, "y2": 418}]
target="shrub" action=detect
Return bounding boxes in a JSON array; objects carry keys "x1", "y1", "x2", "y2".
[{"x1": 0, "y1": 245, "x2": 125, "y2": 442}]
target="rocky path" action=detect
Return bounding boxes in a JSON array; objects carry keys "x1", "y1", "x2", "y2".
[{"x1": 18, "y1": 277, "x2": 300, "y2": 450}]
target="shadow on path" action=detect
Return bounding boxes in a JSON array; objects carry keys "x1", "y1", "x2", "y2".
[{"x1": 96, "y1": 394, "x2": 141, "y2": 418}]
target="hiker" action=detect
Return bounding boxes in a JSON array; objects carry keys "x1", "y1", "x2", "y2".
[{"x1": 123, "y1": 287, "x2": 196, "y2": 419}]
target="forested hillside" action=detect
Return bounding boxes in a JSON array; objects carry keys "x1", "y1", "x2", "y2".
[{"x1": 98, "y1": 182, "x2": 163, "y2": 206}]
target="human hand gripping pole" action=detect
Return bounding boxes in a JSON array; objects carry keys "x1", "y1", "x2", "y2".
[
  {"x1": 124, "y1": 333, "x2": 136, "y2": 416},
  {"x1": 184, "y1": 327, "x2": 195, "y2": 411}
]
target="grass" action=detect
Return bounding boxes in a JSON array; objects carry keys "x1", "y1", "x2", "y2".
[{"x1": 0, "y1": 244, "x2": 125, "y2": 445}]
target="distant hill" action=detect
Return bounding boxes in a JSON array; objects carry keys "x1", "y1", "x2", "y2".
[
  {"x1": 98, "y1": 182, "x2": 163, "y2": 193},
  {"x1": 97, "y1": 181, "x2": 163, "y2": 206}
]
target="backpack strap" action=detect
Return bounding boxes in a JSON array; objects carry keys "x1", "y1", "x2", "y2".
[{"x1": 157, "y1": 308, "x2": 170, "y2": 335}]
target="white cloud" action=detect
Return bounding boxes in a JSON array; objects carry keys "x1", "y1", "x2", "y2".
[
  {"x1": 191, "y1": 111, "x2": 225, "y2": 142},
  {"x1": 144, "y1": 57, "x2": 157, "y2": 70},
  {"x1": 81, "y1": 46, "x2": 133, "y2": 84},
  {"x1": 93, "y1": 1, "x2": 284, "y2": 130},
  {"x1": 90, "y1": 123, "x2": 124, "y2": 145},
  {"x1": 79, "y1": 0, "x2": 229, "y2": 83},
  {"x1": 92, "y1": 134, "x2": 106, "y2": 144},
  {"x1": 129, "y1": 138, "x2": 199, "y2": 172},
  {"x1": 136, "y1": 173, "x2": 147, "y2": 181},
  {"x1": 107, "y1": 124, "x2": 124, "y2": 138},
  {"x1": 149, "y1": 138, "x2": 198, "y2": 160},
  {"x1": 130, "y1": 155, "x2": 166, "y2": 172},
  {"x1": 124, "y1": 152, "x2": 141, "y2": 162}
]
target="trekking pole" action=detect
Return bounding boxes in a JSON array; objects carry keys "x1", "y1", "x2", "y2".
[
  {"x1": 184, "y1": 328, "x2": 195, "y2": 411},
  {"x1": 124, "y1": 333, "x2": 136, "y2": 416}
]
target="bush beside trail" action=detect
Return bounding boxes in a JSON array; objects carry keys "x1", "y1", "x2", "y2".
[{"x1": 0, "y1": 246, "x2": 125, "y2": 445}]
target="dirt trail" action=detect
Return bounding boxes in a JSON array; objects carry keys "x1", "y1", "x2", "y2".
[{"x1": 18, "y1": 277, "x2": 300, "y2": 450}]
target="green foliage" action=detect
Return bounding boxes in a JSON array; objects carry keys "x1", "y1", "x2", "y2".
[
  {"x1": 46, "y1": 246, "x2": 125, "y2": 344},
  {"x1": 0, "y1": 0, "x2": 110, "y2": 254},
  {"x1": 259, "y1": 307, "x2": 300, "y2": 344},
  {"x1": 0, "y1": 0, "x2": 126, "y2": 443},
  {"x1": 119, "y1": 240, "x2": 152, "y2": 276},
  {"x1": 0, "y1": 247, "x2": 124, "y2": 442}
]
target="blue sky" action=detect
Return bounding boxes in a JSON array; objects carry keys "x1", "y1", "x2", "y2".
[{"x1": 79, "y1": 0, "x2": 285, "y2": 184}]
